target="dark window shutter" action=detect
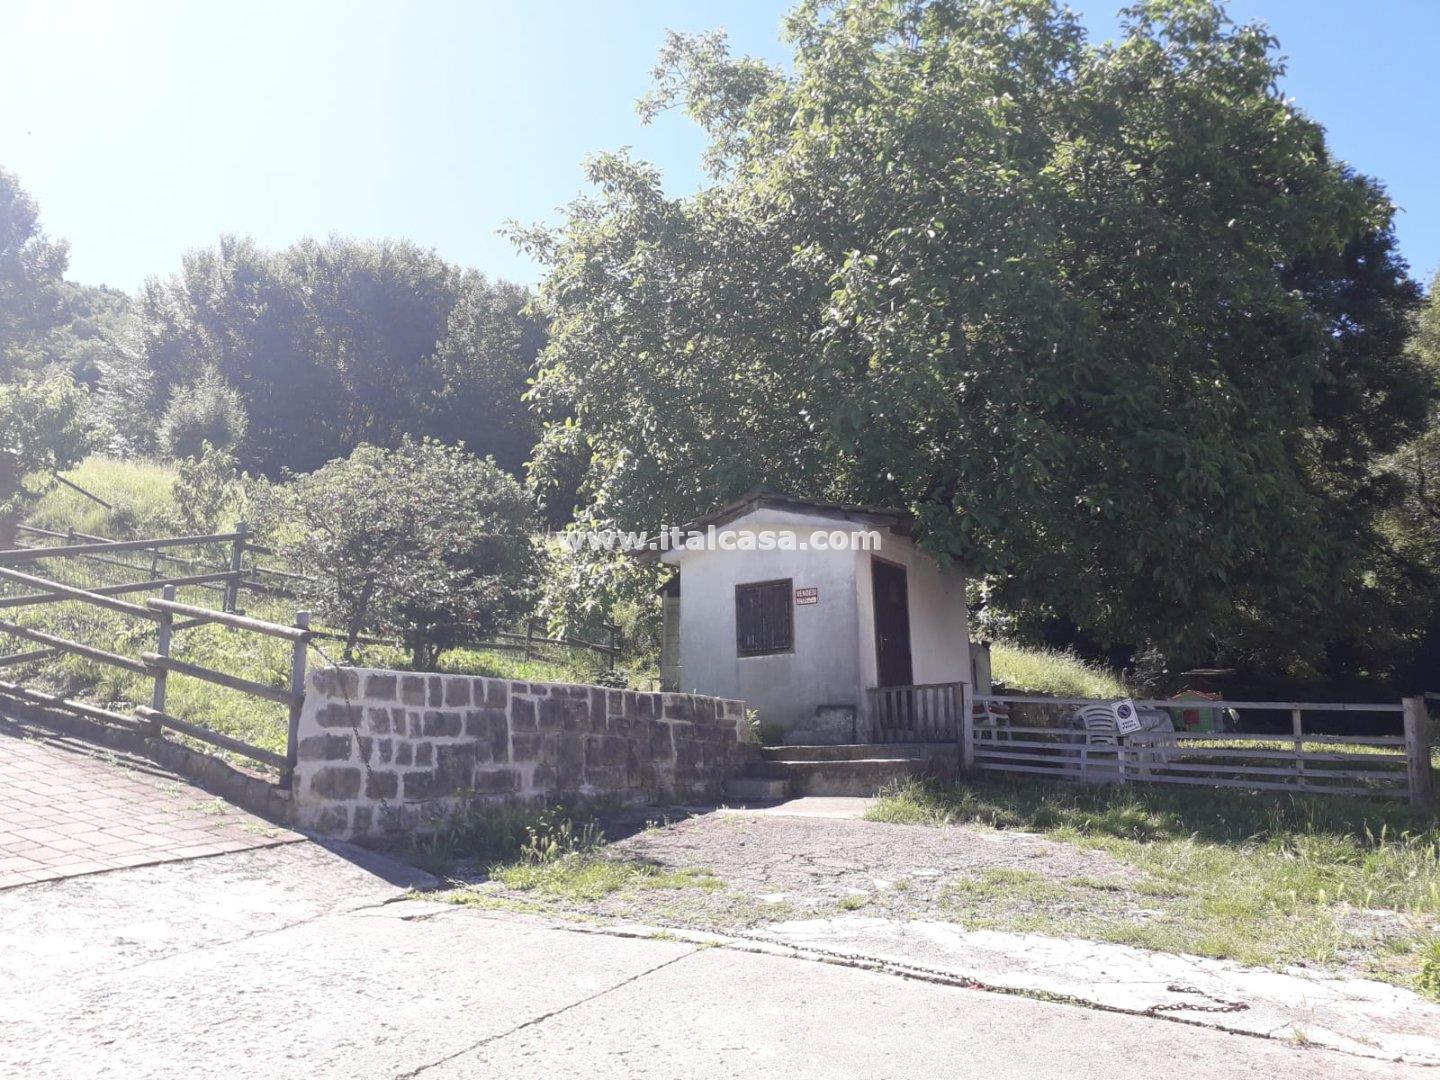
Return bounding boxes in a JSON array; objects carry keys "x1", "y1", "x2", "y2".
[{"x1": 736, "y1": 580, "x2": 793, "y2": 656}]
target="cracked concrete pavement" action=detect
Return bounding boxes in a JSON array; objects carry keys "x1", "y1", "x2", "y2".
[{"x1": 2, "y1": 838, "x2": 1435, "y2": 1079}]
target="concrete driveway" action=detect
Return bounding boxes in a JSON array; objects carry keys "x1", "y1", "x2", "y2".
[{"x1": 0, "y1": 836, "x2": 1428, "y2": 1079}]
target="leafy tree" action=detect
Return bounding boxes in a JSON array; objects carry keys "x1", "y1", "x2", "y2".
[
  {"x1": 112, "y1": 236, "x2": 543, "y2": 477},
  {"x1": 0, "y1": 374, "x2": 91, "y2": 549},
  {"x1": 157, "y1": 367, "x2": 249, "y2": 459},
  {"x1": 1381, "y1": 279, "x2": 1440, "y2": 687},
  {"x1": 517, "y1": 0, "x2": 1434, "y2": 674},
  {"x1": 0, "y1": 167, "x2": 69, "y2": 377},
  {"x1": 277, "y1": 439, "x2": 539, "y2": 667}
]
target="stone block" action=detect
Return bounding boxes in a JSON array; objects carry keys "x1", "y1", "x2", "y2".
[
  {"x1": 352, "y1": 806, "x2": 374, "y2": 834},
  {"x1": 401, "y1": 675, "x2": 426, "y2": 706},
  {"x1": 589, "y1": 687, "x2": 608, "y2": 727},
  {"x1": 376, "y1": 737, "x2": 393, "y2": 764},
  {"x1": 434, "y1": 743, "x2": 477, "y2": 789},
  {"x1": 364, "y1": 674, "x2": 397, "y2": 701},
  {"x1": 538, "y1": 695, "x2": 567, "y2": 731},
  {"x1": 422, "y1": 710, "x2": 463, "y2": 738},
  {"x1": 465, "y1": 708, "x2": 509, "y2": 762},
  {"x1": 366, "y1": 707, "x2": 391, "y2": 734},
  {"x1": 428, "y1": 676, "x2": 444, "y2": 707},
  {"x1": 415, "y1": 742, "x2": 434, "y2": 767},
  {"x1": 365, "y1": 770, "x2": 398, "y2": 799},
  {"x1": 297, "y1": 733, "x2": 352, "y2": 761},
  {"x1": 648, "y1": 719, "x2": 673, "y2": 761},
  {"x1": 555, "y1": 734, "x2": 584, "y2": 789},
  {"x1": 395, "y1": 741, "x2": 413, "y2": 766},
  {"x1": 310, "y1": 766, "x2": 362, "y2": 799},
  {"x1": 316, "y1": 703, "x2": 363, "y2": 729},
  {"x1": 402, "y1": 770, "x2": 442, "y2": 799},
  {"x1": 473, "y1": 768, "x2": 519, "y2": 794},
  {"x1": 510, "y1": 732, "x2": 542, "y2": 762},
  {"x1": 511, "y1": 697, "x2": 536, "y2": 732},
  {"x1": 312, "y1": 805, "x2": 350, "y2": 835},
  {"x1": 482, "y1": 679, "x2": 508, "y2": 709},
  {"x1": 585, "y1": 766, "x2": 623, "y2": 791},
  {"x1": 312, "y1": 667, "x2": 358, "y2": 699},
  {"x1": 444, "y1": 678, "x2": 471, "y2": 707}
]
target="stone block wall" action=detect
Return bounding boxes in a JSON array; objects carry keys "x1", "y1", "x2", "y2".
[{"x1": 292, "y1": 667, "x2": 755, "y2": 839}]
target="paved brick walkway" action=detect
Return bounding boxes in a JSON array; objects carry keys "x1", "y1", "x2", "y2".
[{"x1": 0, "y1": 720, "x2": 301, "y2": 888}]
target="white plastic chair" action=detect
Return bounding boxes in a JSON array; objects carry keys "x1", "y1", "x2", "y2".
[{"x1": 973, "y1": 700, "x2": 1011, "y2": 742}]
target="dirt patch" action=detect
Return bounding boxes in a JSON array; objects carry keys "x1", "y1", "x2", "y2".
[
  {"x1": 609, "y1": 811, "x2": 1137, "y2": 906},
  {"x1": 443, "y1": 808, "x2": 1140, "y2": 933}
]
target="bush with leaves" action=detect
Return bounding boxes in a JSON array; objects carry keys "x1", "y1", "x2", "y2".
[
  {"x1": 278, "y1": 439, "x2": 539, "y2": 668},
  {"x1": 0, "y1": 374, "x2": 91, "y2": 548},
  {"x1": 171, "y1": 442, "x2": 248, "y2": 535},
  {"x1": 157, "y1": 368, "x2": 248, "y2": 459}
]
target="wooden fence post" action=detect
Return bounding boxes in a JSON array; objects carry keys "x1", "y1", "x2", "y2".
[
  {"x1": 959, "y1": 681, "x2": 975, "y2": 772},
  {"x1": 282, "y1": 610, "x2": 310, "y2": 792},
  {"x1": 1292, "y1": 708, "x2": 1305, "y2": 790},
  {"x1": 148, "y1": 584, "x2": 175, "y2": 735},
  {"x1": 1402, "y1": 696, "x2": 1434, "y2": 810},
  {"x1": 525, "y1": 618, "x2": 536, "y2": 660},
  {"x1": 224, "y1": 521, "x2": 248, "y2": 613}
]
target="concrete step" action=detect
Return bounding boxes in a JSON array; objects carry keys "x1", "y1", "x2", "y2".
[
  {"x1": 722, "y1": 776, "x2": 791, "y2": 801},
  {"x1": 746, "y1": 756, "x2": 930, "y2": 797},
  {"x1": 760, "y1": 743, "x2": 938, "y2": 762}
]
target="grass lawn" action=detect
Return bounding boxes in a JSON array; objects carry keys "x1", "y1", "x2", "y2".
[
  {"x1": 989, "y1": 642, "x2": 1130, "y2": 698},
  {"x1": 867, "y1": 776, "x2": 1440, "y2": 995}
]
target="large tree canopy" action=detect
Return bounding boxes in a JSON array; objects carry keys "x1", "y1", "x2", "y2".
[
  {"x1": 103, "y1": 236, "x2": 545, "y2": 476},
  {"x1": 0, "y1": 167, "x2": 69, "y2": 376},
  {"x1": 519, "y1": 0, "x2": 1433, "y2": 671}
]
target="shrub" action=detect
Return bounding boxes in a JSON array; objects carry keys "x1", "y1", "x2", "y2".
[
  {"x1": 279, "y1": 438, "x2": 539, "y2": 668},
  {"x1": 0, "y1": 374, "x2": 91, "y2": 547},
  {"x1": 156, "y1": 368, "x2": 248, "y2": 459}
]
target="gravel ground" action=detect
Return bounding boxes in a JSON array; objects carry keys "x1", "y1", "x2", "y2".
[
  {"x1": 450, "y1": 808, "x2": 1139, "y2": 931},
  {"x1": 608, "y1": 811, "x2": 1136, "y2": 902}
]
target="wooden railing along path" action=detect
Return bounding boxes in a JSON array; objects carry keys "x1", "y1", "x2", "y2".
[{"x1": 0, "y1": 533, "x2": 312, "y2": 786}]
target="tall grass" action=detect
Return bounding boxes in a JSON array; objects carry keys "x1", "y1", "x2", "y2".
[
  {"x1": 868, "y1": 776, "x2": 1440, "y2": 981},
  {"x1": 26, "y1": 456, "x2": 182, "y2": 539},
  {"x1": 990, "y1": 641, "x2": 1129, "y2": 698}
]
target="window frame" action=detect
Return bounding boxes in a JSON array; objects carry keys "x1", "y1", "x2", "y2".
[{"x1": 734, "y1": 578, "x2": 795, "y2": 658}]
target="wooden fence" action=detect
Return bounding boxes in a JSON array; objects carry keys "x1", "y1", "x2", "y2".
[
  {"x1": 0, "y1": 522, "x2": 625, "y2": 782},
  {"x1": 0, "y1": 534, "x2": 312, "y2": 786},
  {"x1": 868, "y1": 684, "x2": 1434, "y2": 808}
]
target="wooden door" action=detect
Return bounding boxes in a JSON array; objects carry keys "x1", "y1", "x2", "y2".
[{"x1": 871, "y1": 557, "x2": 913, "y2": 688}]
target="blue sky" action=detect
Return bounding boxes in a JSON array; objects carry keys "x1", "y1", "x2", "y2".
[{"x1": 4, "y1": 0, "x2": 1437, "y2": 293}]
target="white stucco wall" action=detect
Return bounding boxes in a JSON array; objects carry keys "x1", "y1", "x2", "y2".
[
  {"x1": 854, "y1": 535, "x2": 971, "y2": 689},
  {"x1": 663, "y1": 508, "x2": 970, "y2": 741},
  {"x1": 666, "y1": 511, "x2": 864, "y2": 735}
]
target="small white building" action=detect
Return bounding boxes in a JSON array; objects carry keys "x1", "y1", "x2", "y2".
[{"x1": 647, "y1": 489, "x2": 983, "y2": 744}]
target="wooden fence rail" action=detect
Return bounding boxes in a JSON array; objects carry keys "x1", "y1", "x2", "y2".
[{"x1": 0, "y1": 562, "x2": 312, "y2": 786}]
